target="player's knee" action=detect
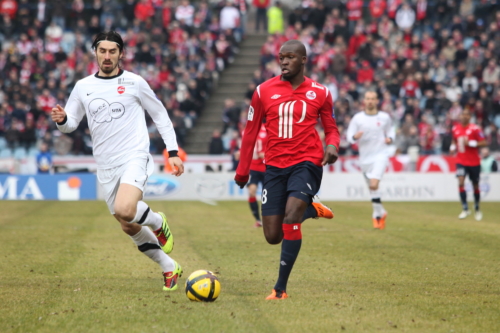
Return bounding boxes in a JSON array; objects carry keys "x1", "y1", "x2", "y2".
[
  {"x1": 283, "y1": 212, "x2": 301, "y2": 225},
  {"x1": 114, "y1": 204, "x2": 136, "y2": 222},
  {"x1": 264, "y1": 232, "x2": 282, "y2": 245},
  {"x1": 120, "y1": 221, "x2": 135, "y2": 234}
]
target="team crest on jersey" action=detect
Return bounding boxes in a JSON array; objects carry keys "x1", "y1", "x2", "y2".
[
  {"x1": 117, "y1": 86, "x2": 126, "y2": 94},
  {"x1": 306, "y1": 91, "x2": 316, "y2": 100},
  {"x1": 88, "y1": 98, "x2": 126, "y2": 123},
  {"x1": 248, "y1": 106, "x2": 254, "y2": 121}
]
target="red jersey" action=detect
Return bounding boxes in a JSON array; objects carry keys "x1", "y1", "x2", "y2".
[
  {"x1": 346, "y1": 0, "x2": 363, "y2": 21},
  {"x1": 452, "y1": 123, "x2": 485, "y2": 166},
  {"x1": 370, "y1": 0, "x2": 387, "y2": 18},
  {"x1": 250, "y1": 125, "x2": 267, "y2": 172},
  {"x1": 236, "y1": 76, "x2": 340, "y2": 179}
]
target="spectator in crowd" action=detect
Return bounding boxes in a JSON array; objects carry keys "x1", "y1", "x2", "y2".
[
  {"x1": 267, "y1": 1, "x2": 283, "y2": 34},
  {"x1": 36, "y1": 141, "x2": 52, "y2": 173},
  {"x1": 395, "y1": 2, "x2": 415, "y2": 30},
  {"x1": 208, "y1": 128, "x2": 224, "y2": 154},
  {"x1": 480, "y1": 147, "x2": 498, "y2": 173},
  {"x1": 253, "y1": 0, "x2": 269, "y2": 32}
]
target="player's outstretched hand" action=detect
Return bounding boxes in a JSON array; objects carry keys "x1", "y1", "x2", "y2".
[
  {"x1": 169, "y1": 157, "x2": 184, "y2": 177},
  {"x1": 353, "y1": 131, "x2": 364, "y2": 140},
  {"x1": 234, "y1": 174, "x2": 249, "y2": 189},
  {"x1": 322, "y1": 145, "x2": 339, "y2": 166},
  {"x1": 235, "y1": 180, "x2": 246, "y2": 189},
  {"x1": 51, "y1": 104, "x2": 66, "y2": 123}
]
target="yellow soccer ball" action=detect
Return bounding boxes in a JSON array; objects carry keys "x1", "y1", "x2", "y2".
[{"x1": 185, "y1": 270, "x2": 221, "y2": 302}]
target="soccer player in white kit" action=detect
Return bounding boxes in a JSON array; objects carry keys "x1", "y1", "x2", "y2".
[
  {"x1": 347, "y1": 91, "x2": 395, "y2": 229},
  {"x1": 50, "y1": 31, "x2": 184, "y2": 290}
]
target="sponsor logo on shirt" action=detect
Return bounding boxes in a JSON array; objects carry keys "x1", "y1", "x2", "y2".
[
  {"x1": 118, "y1": 78, "x2": 135, "y2": 86},
  {"x1": 88, "y1": 98, "x2": 126, "y2": 123},
  {"x1": 117, "y1": 86, "x2": 126, "y2": 94},
  {"x1": 306, "y1": 91, "x2": 316, "y2": 100},
  {"x1": 271, "y1": 94, "x2": 281, "y2": 99}
]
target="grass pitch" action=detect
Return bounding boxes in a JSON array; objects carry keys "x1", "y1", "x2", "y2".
[{"x1": 0, "y1": 200, "x2": 499, "y2": 333}]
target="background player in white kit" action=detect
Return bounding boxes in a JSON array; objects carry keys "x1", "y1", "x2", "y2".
[
  {"x1": 347, "y1": 91, "x2": 395, "y2": 229},
  {"x1": 50, "y1": 31, "x2": 184, "y2": 291}
]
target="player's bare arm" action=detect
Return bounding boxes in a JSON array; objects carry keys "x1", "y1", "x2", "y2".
[{"x1": 51, "y1": 104, "x2": 67, "y2": 123}]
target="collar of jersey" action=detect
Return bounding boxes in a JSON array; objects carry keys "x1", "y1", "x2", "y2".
[{"x1": 94, "y1": 69, "x2": 124, "y2": 80}]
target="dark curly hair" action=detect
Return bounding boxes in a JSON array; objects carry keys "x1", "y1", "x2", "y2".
[{"x1": 91, "y1": 31, "x2": 124, "y2": 53}]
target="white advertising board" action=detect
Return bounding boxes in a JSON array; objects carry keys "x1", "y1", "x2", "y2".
[{"x1": 97, "y1": 172, "x2": 500, "y2": 202}]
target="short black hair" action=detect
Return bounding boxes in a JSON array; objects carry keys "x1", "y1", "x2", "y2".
[
  {"x1": 91, "y1": 31, "x2": 124, "y2": 52},
  {"x1": 281, "y1": 40, "x2": 307, "y2": 57}
]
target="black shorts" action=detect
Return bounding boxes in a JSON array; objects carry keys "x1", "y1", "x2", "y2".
[
  {"x1": 456, "y1": 164, "x2": 480, "y2": 183},
  {"x1": 248, "y1": 170, "x2": 265, "y2": 186},
  {"x1": 261, "y1": 161, "x2": 323, "y2": 216}
]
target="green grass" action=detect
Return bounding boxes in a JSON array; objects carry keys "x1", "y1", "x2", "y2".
[{"x1": 0, "y1": 201, "x2": 499, "y2": 333}]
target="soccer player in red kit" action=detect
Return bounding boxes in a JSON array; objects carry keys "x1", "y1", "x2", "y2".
[
  {"x1": 451, "y1": 109, "x2": 487, "y2": 221},
  {"x1": 234, "y1": 40, "x2": 340, "y2": 300},
  {"x1": 246, "y1": 124, "x2": 267, "y2": 227}
]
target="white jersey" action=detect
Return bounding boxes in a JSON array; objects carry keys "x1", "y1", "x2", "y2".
[
  {"x1": 346, "y1": 111, "x2": 395, "y2": 165},
  {"x1": 57, "y1": 70, "x2": 178, "y2": 168}
]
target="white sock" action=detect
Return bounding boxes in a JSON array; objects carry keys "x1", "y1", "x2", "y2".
[
  {"x1": 130, "y1": 226, "x2": 175, "y2": 273},
  {"x1": 370, "y1": 189, "x2": 385, "y2": 218},
  {"x1": 130, "y1": 201, "x2": 163, "y2": 230}
]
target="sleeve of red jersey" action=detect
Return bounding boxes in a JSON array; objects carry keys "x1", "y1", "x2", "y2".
[
  {"x1": 475, "y1": 127, "x2": 486, "y2": 142},
  {"x1": 235, "y1": 90, "x2": 264, "y2": 183},
  {"x1": 319, "y1": 89, "x2": 340, "y2": 150}
]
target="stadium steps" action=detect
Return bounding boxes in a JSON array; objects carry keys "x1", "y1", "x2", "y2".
[{"x1": 184, "y1": 33, "x2": 267, "y2": 154}]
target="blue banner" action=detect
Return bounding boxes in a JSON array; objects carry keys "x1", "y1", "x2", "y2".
[{"x1": 0, "y1": 174, "x2": 97, "y2": 200}]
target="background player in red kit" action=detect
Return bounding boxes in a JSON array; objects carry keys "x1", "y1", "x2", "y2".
[
  {"x1": 246, "y1": 124, "x2": 267, "y2": 227},
  {"x1": 451, "y1": 109, "x2": 487, "y2": 221},
  {"x1": 234, "y1": 40, "x2": 340, "y2": 300}
]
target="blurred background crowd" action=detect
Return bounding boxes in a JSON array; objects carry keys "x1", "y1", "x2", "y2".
[
  {"x1": 220, "y1": 0, "x2": 500, "y2": 159},
  {"x1": 0, "y1": 0, "x2": 243, "y2": 159},
  {"x1": 1, "y1": 0, "x2": 500, "y2": 163}
]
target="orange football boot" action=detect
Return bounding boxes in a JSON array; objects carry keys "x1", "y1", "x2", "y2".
[
  {"x1": 379, "y1": 213, "x2": 387, "y2": 230},
  {"x1": 266, "y1": 289, "x2": 289, "y2": 300}
]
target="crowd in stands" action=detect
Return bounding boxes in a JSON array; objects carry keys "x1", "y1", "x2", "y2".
[
  {"x1": 0, "y1": 0, "x2": 244, "y2": 159},
  {"x1": 221, "y1": 0, "x2": 500, "y2": 158}
]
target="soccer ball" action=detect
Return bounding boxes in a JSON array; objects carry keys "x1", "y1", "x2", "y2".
[{"x1": 185, "y1": 270, "x2": 221, "y2": 302}]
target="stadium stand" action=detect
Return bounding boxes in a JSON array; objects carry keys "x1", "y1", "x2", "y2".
[
  {"x1": 0, "y1": 0, "x2": 243, "y2": 157},
  {"x1": 2, "y1": 0, "x2": 500, "y2": 159},
  {"x1": 226, "y1": 0, "x2": 500, "y2": 157}
]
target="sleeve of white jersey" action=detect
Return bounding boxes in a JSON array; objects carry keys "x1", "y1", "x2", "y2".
[
  {"x1": 346, "y1": 114, "x2": 358, "y2": 144},
  {"x1": 56, "y1": 83, "x2": 86, "y2": 133},
  {"x1": 385, "y1": 114, "x2": 396, "y2": 142},
  {"x1": 137, "y1": 77, "x2": 179, "y2": 152}
]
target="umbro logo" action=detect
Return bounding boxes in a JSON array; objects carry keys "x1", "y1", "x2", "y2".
[
  {"x1": 87, "y1": 92, "x2": 94, "y2": 96},
  {"x1": 280, "y1": 261, "x2": 287, "y2": 266},
  {"x1": 307, "y1": 183, "x2": 312, "y2": 190},
  {"x1": 271, "y1": 94, "x2": 281, "y2": 99}
]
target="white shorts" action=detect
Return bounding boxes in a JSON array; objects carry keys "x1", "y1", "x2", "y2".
[
  {"x1": 361, "y1": 158, "x2": 388, "y2": 181},
  {"x1": 97, "y1": 154, "x2": 154, "y2": 214}
]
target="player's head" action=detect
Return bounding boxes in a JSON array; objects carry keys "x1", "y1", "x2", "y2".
[
  {"x1": 92, "y1": 31, "x2": 124, "y2": 75},
  {"x1": 363, "y1": 91, "x2": 379, "y2": 112},
  {"x1": 460, "y1": 109, "x2": 471, "y2": 125},
  {"x1": 278, "y1": 40, "x2": 306, "y2": 81},
  {"x1": 480, "y1": 146, "x2": 490, "y2": 158}
]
